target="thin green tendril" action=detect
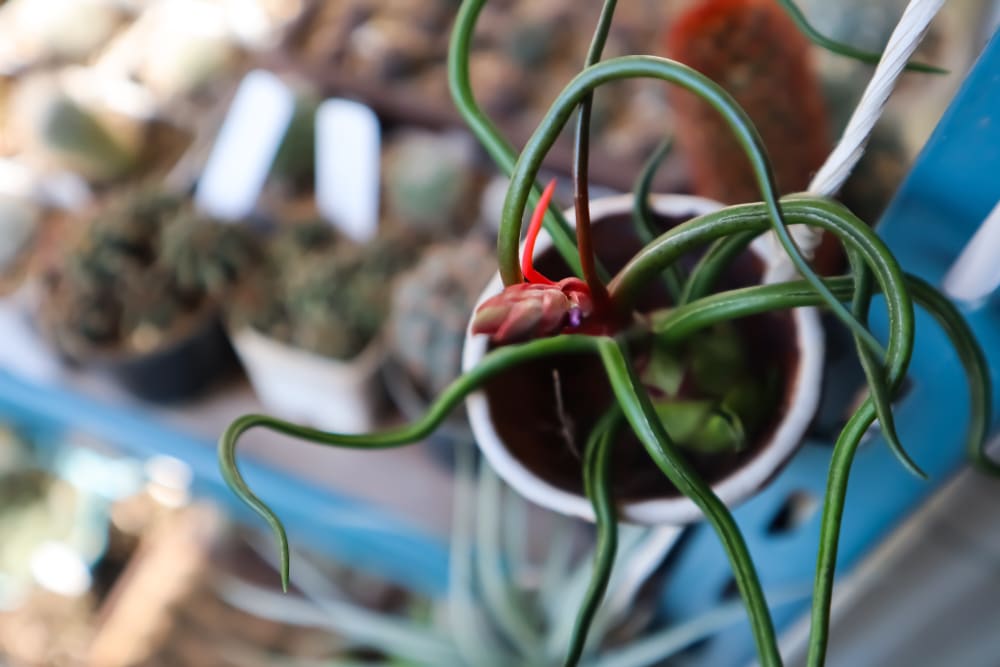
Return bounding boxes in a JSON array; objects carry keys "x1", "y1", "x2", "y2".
[
  {"x1": 498, "y1": 55, "x2": 884, "y2": 355},
  {"x1": 597, "y1": 338, "x2": 781, "y2": 666},
  {"x1": 631, "y1": 137, "x2": 685, "y2": 302},
  {"x1": 776, "y1": 0, "x2": 947, "y2": 74},
  {"x1": 219, "y1": 335, "x2": 601, "y2": 591},
  {"x1": 847, "y1": 249, "x2": 925, "y2": 478},
  {"x1": 564, "y1": 407, "x2": 621, "y2": 667}
]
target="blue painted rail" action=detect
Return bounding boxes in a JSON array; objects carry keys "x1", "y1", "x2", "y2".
[{"x1": 0, "y1": 369, "x2": 450, "y2": 597}]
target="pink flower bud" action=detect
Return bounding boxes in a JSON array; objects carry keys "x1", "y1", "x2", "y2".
[{"x1": 473, "y1": 278, "x2": 594, "y2": 343}]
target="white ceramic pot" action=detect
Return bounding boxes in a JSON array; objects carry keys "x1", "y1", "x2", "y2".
[
  {"x1": 233, "y1": 327, "x2": 382, "y2": 434},
  {"x1": 463, "y1": 194, "x2": 824, "y2": 525}
]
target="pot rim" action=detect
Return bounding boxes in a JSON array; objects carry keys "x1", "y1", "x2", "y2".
[
  {"x1": 232, "y1": 324, "x2": 385, "y2": 379},
  {"x1": 462, "y1": 193, "x2": 824, "y2": 524}
]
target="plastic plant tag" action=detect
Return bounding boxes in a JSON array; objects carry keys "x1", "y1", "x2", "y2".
[
  {"x1": 315, "y1": 99, "x2": 380, "y2": 243},
  {"x1": 194, "y1": 70, "x2": 295, "y2": 221}
]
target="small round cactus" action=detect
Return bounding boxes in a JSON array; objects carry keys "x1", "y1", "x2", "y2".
[
  {"x1": 387, "y1": 237, "x2": 496, "y2": 397},
  {"x1": 11, "y1": 74, "x2": 139, "y2": 183}
]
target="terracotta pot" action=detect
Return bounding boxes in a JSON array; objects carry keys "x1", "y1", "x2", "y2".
[{"x1": 463, "y1": 194, "x2": 824, "y2": 524}]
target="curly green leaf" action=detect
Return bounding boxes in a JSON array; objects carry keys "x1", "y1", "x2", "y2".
[
  {"x1": 219, "y1": 335, "x2": 602, "y2": 591},
  {"x1": 448, "y1": 0, "x2": 583, "y2": 279},
  {"x1": 776, "y1": 0, "x2": 946, "y2": 74},
  {"x1": 565, "y1": 407, "x2": 621, "y2": 667},
  {"x1": 596, "y1": 337, "x2": 781, "y2": 667},
  {"x1": 648, "y1": 270, "x2": 990, "y2": 664},
  {"x1": 679, "y1": 230, "x2": 758, "y2": 305},
  {"x1": 499, "y1": 56, "x2": 881, "y2": 354},
  {"x1": 632, "y1": 137, "x2": 685, "y2": 302},
  {"x1": 847, "y1": 249, "x2": 925, "y2": 478}
]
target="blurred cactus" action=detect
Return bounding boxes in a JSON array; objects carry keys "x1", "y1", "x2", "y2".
[
  {"x1": 42, "y1": 191, "x2": 261, "y2": 358},
  {"x1": 10, "y1": 75, "x2": 140, "y2": 182},
  {"x1": 138, "y1": 7, "x2": 239, "y2": 101},
  {"x1": 4, "y1": 0, "x2": 124, "y2": 62},
  {"x1": 388, "y1": 237, "x2": 496, "y2": 396},
  {"x1": 383, "y1": 130, "x2": 480, "y2": 236},
  {"x1": 505, "y1": 21, "x2": 556, "y2": 68},
  {"x1": 160, "y1": 212, "x2": 262, "y2": 300},
  {"x1": 241, "y1": 223, "x2": 425, "y2": 360},
  {"x1": 268, "y1": 218, "x2": 339, "y2": 266},
  {"x1": 346, "y1": 17, "x2": 439, "y2": 81},
  {"x1": 664, "y1": 0, "x2": 831, "y2": 204}
]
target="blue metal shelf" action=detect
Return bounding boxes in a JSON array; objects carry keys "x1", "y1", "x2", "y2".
[{"x1": 0, "y1": 369, "x2": 449, "y2": 597}]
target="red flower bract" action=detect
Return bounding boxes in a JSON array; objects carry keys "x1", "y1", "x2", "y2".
[{"x1": 472, "y1": 277, "x2": 594, "y2": 343}]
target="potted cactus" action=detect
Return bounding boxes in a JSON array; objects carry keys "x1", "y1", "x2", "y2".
[
  {"x1": 220, "y1": 3, "x2": 996, "y2": 666},
  {"x1": 38, "y1": 190, "x2": 258, "y2": 402},
  {"x1": 230, "y1": 220, "x2": 424, "y2": 433},
  {"x1": 382, "y1": 129, "x2": 484, "y2": 238}
]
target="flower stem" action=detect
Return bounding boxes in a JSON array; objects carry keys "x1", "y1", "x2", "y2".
[
  {"x1": 448, "y1": 0, "x2": 583, "y2": 282},
  {"x1": 573, "y1": 0, "x2": 617, "y2": 314}
]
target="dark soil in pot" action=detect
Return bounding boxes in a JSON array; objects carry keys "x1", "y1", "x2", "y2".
[{"x1": 482, "y1": 205, "x2": 799, "y2": 504}]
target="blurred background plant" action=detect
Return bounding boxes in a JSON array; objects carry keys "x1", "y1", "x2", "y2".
[
  {"x1": 39, "y1": 190, "x2": 261, "y2": 361},
  {"x1": 232, "y1": 221, "x2": 425, "y2": 362}
]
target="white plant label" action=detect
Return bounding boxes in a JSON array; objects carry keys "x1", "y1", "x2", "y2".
[
  {"x1": 195, "y1": 70, "x2": 295, "y2": 221},
  {"x1": 315, "y1": 99, "x2": 380, "y2": 243}
]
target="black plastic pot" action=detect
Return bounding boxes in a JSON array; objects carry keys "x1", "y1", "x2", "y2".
[{"x1": 90, "y1": 313, "x2": 240, "y2": 404}]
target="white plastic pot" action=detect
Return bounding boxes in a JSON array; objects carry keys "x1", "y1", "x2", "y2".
[
  {"x1": 233, "y1": 327, "x2": 382, "y2": 434},
  {"x1": 463, "y1": 194, "x2": 824, "y2": 525}
]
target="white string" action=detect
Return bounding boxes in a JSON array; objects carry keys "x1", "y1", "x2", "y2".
[{"x1": 766, "y1": 0, "x2": 946, "y2": 281}]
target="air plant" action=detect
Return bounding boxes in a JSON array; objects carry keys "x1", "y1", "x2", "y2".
[{"x1": 220, "y1": 2, "x2": 996, "y2": 667}]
